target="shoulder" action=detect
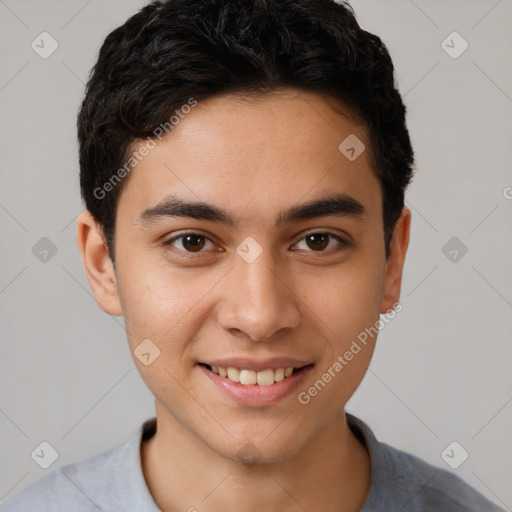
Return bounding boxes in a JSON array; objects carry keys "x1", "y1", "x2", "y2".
[
  {"x1": 381, "y1": 443, "x2": 503, "y2": 511},
  {"x1": 347, "y1": 414, "x2": 506, "y2": 512},
  {"x1": 1, "y1": 418, "x2": 157, "y2": 512},
  {"x1": 0, "y1": 447, "x2": 118, "y2": 512}
]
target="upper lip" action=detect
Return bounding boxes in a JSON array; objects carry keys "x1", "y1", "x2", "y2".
[{"x1": 200, "y1": 357, "x2": 313, "y2": 372}]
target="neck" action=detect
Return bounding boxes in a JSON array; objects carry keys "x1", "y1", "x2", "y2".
[{"x1": 141, "y1": 404, "x2": 370, "y2": 512}]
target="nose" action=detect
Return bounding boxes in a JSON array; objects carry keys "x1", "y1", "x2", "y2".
[{"x1": 216, "y1": 249, "x2": 301, "y2": 342}]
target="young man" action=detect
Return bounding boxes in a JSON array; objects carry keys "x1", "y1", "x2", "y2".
[{"x1": 2, "y1": 0, "x2": 505, "y2": 511}]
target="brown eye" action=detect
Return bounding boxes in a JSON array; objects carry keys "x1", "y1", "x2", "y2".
[
  {"x1": 164, "y1": 233, "x2": 215, "y2": 253},
  {"x1": 181, "y1": 234, "x2": 206, "y2": 252},
  {"x1": 305, "y1": 233, "x2": 329, "y2": 251},
  {"x1": 294, "y1": 232, "x2": 349, "y2": 252}
]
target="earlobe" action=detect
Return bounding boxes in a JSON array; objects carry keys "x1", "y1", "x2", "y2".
[
  {"x1": 76, "y1": 210, "x2": 123, "y2": 316},
  {"x1": 379, "y1": 206, "x2": 411, "y2": 314}
]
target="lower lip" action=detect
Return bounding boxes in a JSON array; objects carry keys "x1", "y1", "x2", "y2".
[{"x1": 198, "y1": 364, "x2": 314, "y2": 407}]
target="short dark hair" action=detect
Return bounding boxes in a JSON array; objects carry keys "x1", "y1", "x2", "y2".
[{"x1": 78, "y1": 0, "x2": 415, "y2": 262}]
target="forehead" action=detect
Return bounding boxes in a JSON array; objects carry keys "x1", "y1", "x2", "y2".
[{"x1": 117, "y1": 89, "x2": 381, "y2": 224}]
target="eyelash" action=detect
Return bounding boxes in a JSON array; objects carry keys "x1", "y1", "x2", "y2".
[{"x1": 162, "y1": 231, "x2": 351, "y2": 257}]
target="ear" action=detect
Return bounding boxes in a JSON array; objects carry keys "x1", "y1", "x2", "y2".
[
  {"x1": 76, "y1": 210, "x2": 123, "y2": 316},
  {"x1": 380, "y1": 206, "x2": 411, "y2": 314}
]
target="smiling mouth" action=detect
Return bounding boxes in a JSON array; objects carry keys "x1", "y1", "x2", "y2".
[{"x1": 199, "y1": 363, "x2": 313, "y2": 386}]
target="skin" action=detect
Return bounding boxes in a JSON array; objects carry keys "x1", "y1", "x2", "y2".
[{"x1": 77, "y1": 89, "x2": 410, "y2": 512}]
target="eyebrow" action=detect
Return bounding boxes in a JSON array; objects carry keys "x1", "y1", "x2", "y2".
[{"x1": 137, "y1": 192, "x2": 367, "y2": 228}]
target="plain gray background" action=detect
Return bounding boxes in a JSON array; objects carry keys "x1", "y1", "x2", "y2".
[{"x1": 1, "y1": 0, "x2": 511, "y2": 509}]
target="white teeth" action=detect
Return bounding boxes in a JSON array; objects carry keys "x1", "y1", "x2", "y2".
[
  {"x1": 227, "y1": 367, "x2": 240, "y2": 382},
  {"x1": 274, "y1": 367, "x2": 285, "y2": 382},
  {"x1": 239, "y1": 369, "x2": 257, "y2": 385},
  {"x1": 210, "y1": 365, "x2": 297, "y2": 385},
  {"x1": 256, "y1": 369, "x2": 275, "y2": 386}
]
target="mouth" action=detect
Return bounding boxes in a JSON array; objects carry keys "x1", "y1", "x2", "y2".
[
  {"x1": 198, "y1": 363, "x2": 311, "y2": 386},
  {"x1": 197, "y1": 359, "x2": 315, "y2": 407}
]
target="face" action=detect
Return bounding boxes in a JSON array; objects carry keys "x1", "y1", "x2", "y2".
[{"x1": 78, "y1": 89, "x2": 409, "y2": 463}]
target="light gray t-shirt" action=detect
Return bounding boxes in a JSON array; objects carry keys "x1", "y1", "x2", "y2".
[{"x1": 1, "y1": 413, "x2": 505, "y2": 511}]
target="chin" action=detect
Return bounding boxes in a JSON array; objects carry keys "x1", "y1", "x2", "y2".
[{"x1": 211, "y1": 429, "x2": 309, "y2": 466}]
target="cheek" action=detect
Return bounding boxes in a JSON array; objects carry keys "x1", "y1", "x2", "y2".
[
  {"x1": 296, "y1": 266, "x2": 384, "y2": 414},
  {"x1": 303, "y1": 256, "x2": 385, "y2": 338},
  {"x1": 116, "y1": 255, "x2": 221, "y2": 350},
  {"x1": 116, "y1": 266, "x2": 204, "y2": 394}
]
